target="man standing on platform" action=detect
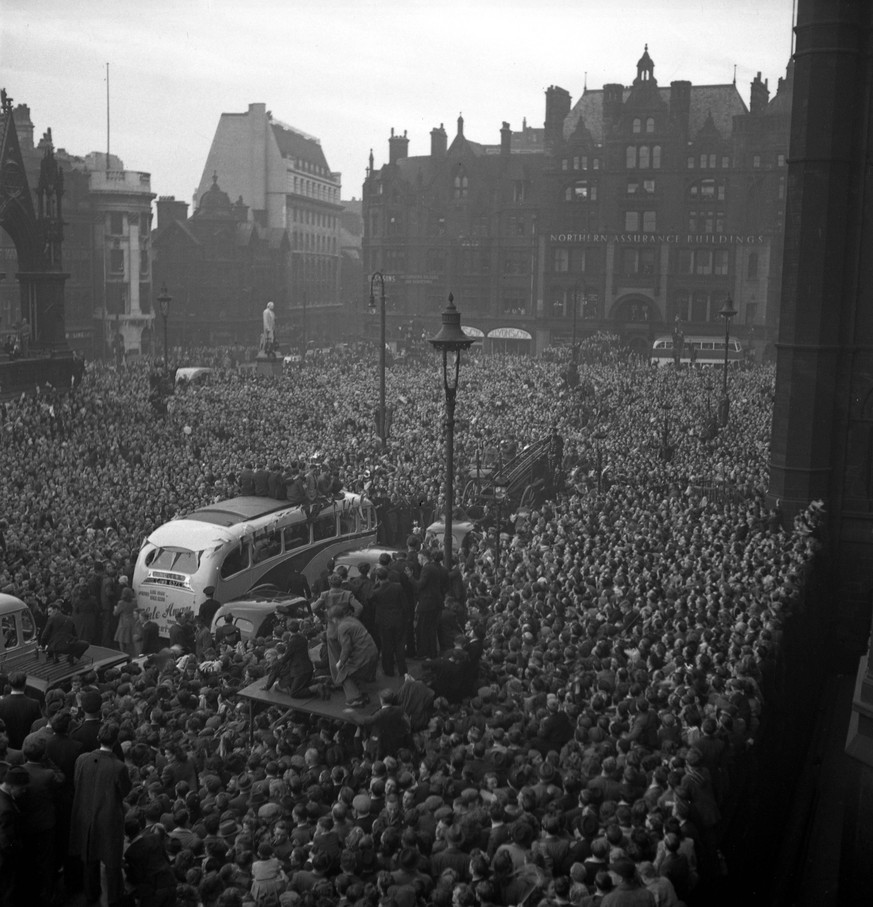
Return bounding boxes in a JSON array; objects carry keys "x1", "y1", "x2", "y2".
[{"x1": 372, "y1": 567, "x2": 407, "y2": 678}]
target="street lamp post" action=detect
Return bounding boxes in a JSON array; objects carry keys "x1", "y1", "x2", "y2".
[
  {"x1": 369, "y1": 271, "x2": 387, "y2": 445},
  {"x1": 718, "y1": 296, "x2": 737, "y2": 427},
  {"x1": 157, "y1": 283, "x2": 172, "y2": 372},
  {"x1": 429, "y1": 293, "x2": 475, "y2": 568}
]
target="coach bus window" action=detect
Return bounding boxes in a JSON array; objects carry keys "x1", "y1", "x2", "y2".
[
  {"x1": 252, "y1": 529, "x2": 282, "y2": 565},
  {"x1": 312, "y1": 513, "x2": 337, "y2": 541},
  {"x1": 0, "y1": 615, "x2": 18, "y2": 649},
  {"x1": 19, "y1": 609, "x2": 35, "y2": 643},
  {"x1": 146, "y1": 548, "x2": 200, "y2": 573},
  {"x1": 221, "y1": 543, "x2": 250, "y2": 579},
  {"x1": 283, "y1": 523, "x2": 310, "y2": 551},
  {"x1": 339, "y1": 508, "x2": 357, "y2": 535}
]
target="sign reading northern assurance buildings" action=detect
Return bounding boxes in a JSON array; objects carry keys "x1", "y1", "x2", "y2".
[{"x1": 549, "y1": 232, "x2": 767, "y2": 245}]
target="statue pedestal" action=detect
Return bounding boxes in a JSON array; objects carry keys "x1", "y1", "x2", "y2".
[{"x1": 255, "y1": 353, "x2": 283, "y2": 378}]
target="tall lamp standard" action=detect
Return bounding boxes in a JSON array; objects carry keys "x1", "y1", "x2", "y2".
[
  {"x1": 369, "y1": 271, "x2": 387, "y2": 445},
  {"x1": 718, "y1": 295, "x2": 737, "y2": 427},
  {"x1": 429, "y1": 293, "x2": 475, "y2": 567},
  {"x1": 157, "y1": 283, "x2": 172, "y2": 371}
]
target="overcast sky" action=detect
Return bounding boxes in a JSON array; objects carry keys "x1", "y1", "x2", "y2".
[{"x1": 3, "y1": 0, "x2": 796, "y2": 206}]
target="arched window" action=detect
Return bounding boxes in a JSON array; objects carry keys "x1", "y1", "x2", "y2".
[
  {"x1": 639, "y1": 146, "x2": 650, "y2": 169},
  {"x1": 632, "y1": 118, "x2": 642, "y2": 134},
  {"x1": 454, "y1": 173, "x2": 468, "y2": 200},
  {"x1": 652, "y1": 145, "x2": 661, "y2": 169},
  {"x1": 626, "y1": 146, "x2": 637, "y2": 169},
  {"x1": 646, "y1": 117, "x2": 655, "y2": 133}
]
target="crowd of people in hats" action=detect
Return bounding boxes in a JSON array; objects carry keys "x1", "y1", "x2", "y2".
[{"x1": 0, "y1": 338, "x2": 824, "y2": 907}]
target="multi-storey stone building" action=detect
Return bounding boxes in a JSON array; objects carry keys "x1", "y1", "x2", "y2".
[
  {"x1": 194, "y1": 103, "x2": 343, "y2": 346},
  {"x1": 0, "y1": 105, "x2": 155, "y2": 356},
  {"x1": 363, "y1": 48, "x2": 792, "y2": 357}
]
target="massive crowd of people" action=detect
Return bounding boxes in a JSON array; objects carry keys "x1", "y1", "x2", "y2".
[{"x1": 0, "y1": 339, "x2": 823, "y2": 907}]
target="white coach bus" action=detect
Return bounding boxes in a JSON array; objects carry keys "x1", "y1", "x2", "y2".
[{"x1": 133, "y1": 493, "x2": 377, "y2": 635}]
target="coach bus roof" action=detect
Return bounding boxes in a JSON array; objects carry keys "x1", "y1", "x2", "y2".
[{"x1": 175, "y1": 492, "x2": 367, "y2": 530}]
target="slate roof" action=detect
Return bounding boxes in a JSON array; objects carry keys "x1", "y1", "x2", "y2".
[
  {"x1": 271, "y1": 122, "x2": 331, "y2": 172},
  {"x1": 565, "y1": 83, "x2": 748, "y2": 144}
]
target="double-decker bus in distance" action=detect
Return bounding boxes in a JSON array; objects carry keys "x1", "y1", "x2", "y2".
[
  {"x1": 133, "y1": 493, "x2": 377, "y2": 636},
  {"x1": 651, "y1": 335, "x2": 744, "y2": 368}
]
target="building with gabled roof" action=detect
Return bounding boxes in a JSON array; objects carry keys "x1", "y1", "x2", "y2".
[{"x1": 363, "y1": 48, "x2": 791, "y2": 357}]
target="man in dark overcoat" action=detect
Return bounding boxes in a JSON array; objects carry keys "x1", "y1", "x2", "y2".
[
  {"x1": 372, "y1": 567, "x2": 408, "y2": 677},
  {"x1": 0, "y1": 672, "x2": 41, "y2": 750},
  {"x1": 70, "y1": 722, "x2": 132, "y2": 907}
]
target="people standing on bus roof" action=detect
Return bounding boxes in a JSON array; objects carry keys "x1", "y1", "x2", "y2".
[
  {"x1": 304, "y1": 461, "x2": 319, "y2": 503},
  {"x1": 253, "y1": 462, "x2": 271, "y2": 497},
  {"x1": 239, "y1": 462, "x2": 256, "y2": 496},
  {"x1": 268, "y1": 462, "x2": 286, "y2": 500},
  {"x1": 285, "y1": 463, "x2": 307, "y2": 506}
]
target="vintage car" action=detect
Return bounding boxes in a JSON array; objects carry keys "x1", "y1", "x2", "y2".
[
  {"x1": 424, "y1": 519, "x2": 479, "y2": 553},
  {"x1": 209, "y1": 586, "x2": 310, "y2": 642},
  {"x1": 0, "y1": 594, "x2": 128, "y2": 696},
  {"x1": 331, "y1": 546, "x2": 404, "y2": 577}
]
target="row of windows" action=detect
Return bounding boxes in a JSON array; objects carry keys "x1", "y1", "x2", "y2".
[
  {"x1": 561, "y1": 156, "x2": 601, "y2": 171},
  {"x1": 107, "y1": 212, "x2": 151, "y2": 235},
  {"x1": 626, "y1": 145, "x2": 662, "y2": 169},
  {"x1": 453, "y1": 176, "x2": 531, "y2": 203},
  {"x1": 687, "y1": 211, "x2": 726, "y2": 233},
  {"x1": 688, "y1": 152, "x2": 785, "y2": 169},
  {"x1": 549, "y1": 290, "x2": 601, "y2": 318},
  {"x1": 291, "y1": 175, "x2": 339, "y2": 203},
  {"x1": 678, "y1": 249, "x2": 730, "y2": 275},
  {"x1": 632, "y1": 117, "x2": 657, "y2": 134},
  {"x1": 107, "y1": 248, "x2": 150, "y2": 278},
  {"x1": 689, "y1": 178, "x2": 725, "y2": 200},
  {"x1": 567, "y1": 176, "x2": 728, "y2": 205},
  {"x1": 291, "y1": 232, "x2": 337, "y2": 253},
  {"x1": 674, "y1": 290, "x2": 731, "y2": 324},
  {"x1": 564, "y1": 181, "x2": 598, "y2": 202},
  {"x1": 549, "y1": 245, "x2": 750, "y2": 278},
  {"x1": 624, "y1": 210, "x2": 657, "y2": 232},
  {"x1": 219, "y1": 510, "x2": 362, "y2": 579},
  {"x1": 290, "y1": 208, "x2": 337, "y2": 229}
]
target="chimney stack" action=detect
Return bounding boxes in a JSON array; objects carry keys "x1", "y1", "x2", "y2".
[
  {"x1": 750, "y1": 72, "x2": 770, "y2": 115},
  {"x1": 500, "y1": 121, "x2": 512, "y2": 155},
  {"x1": 431, "y1": 123, "x2": 447, "y2": 158},
  {"x1": 156, "y1": 196, "x2": 189, "y2": 230},
  {"x1": 544, "y1": 86, "x2": 571, "y2": 149},
  {"x1": 388, "y1": 128, "x2": 409, "y2": 165}
]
